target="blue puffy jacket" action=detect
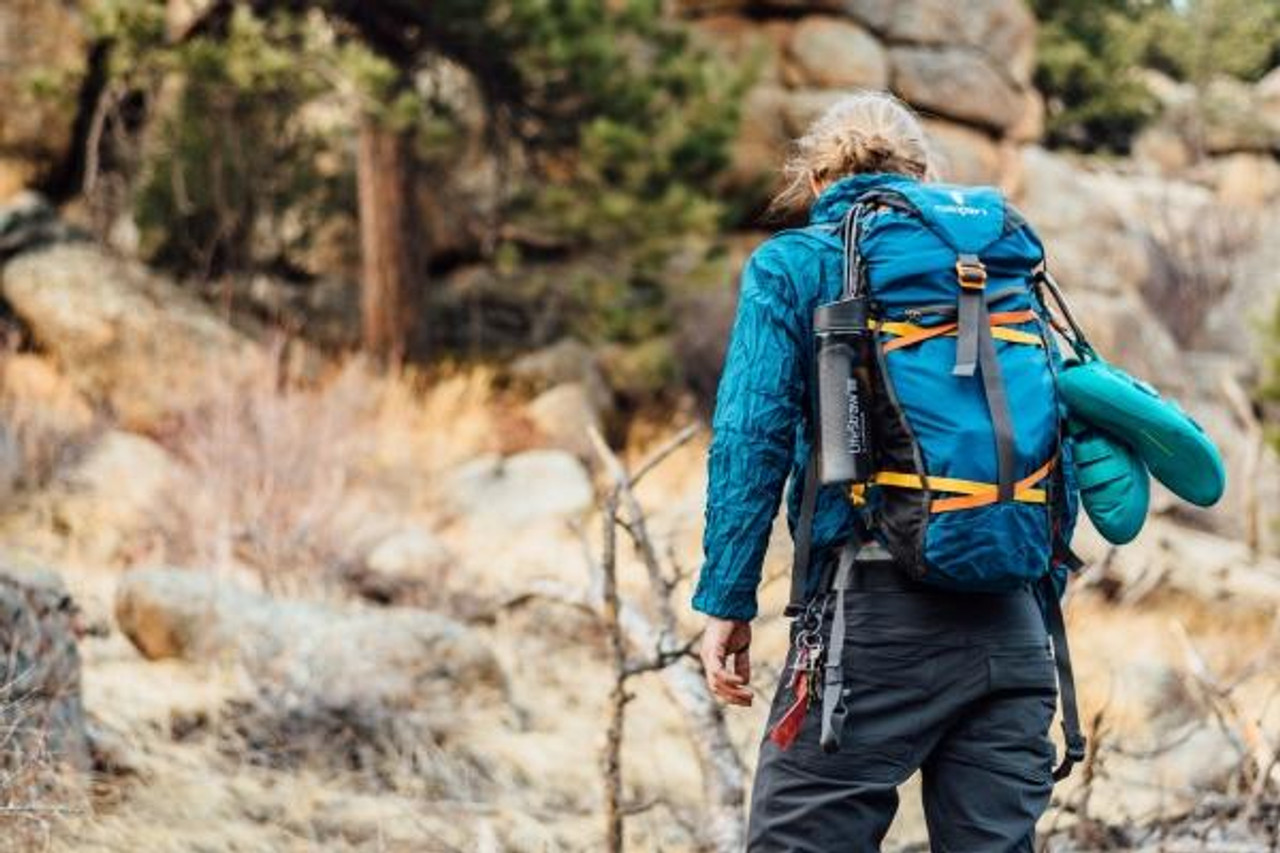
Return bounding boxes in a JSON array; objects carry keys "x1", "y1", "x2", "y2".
[{"x1": 691, "y1": 174, "x2": 897, "y2": 620}]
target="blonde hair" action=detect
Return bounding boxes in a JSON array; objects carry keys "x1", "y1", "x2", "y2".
[{"x1": 768, "y1": 91, "x2": 936, "y2": 217}]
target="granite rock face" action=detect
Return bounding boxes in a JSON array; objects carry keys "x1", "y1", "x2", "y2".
[
  {"x1": 686, "y1": 0, "x2": 1040, "y2": 195},
  {"x1": 2, "y1": 244, "x2": 253, "y2": 429}
]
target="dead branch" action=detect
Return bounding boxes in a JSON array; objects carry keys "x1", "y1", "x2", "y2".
[
  {"x1": 523, "y1": 423, "x2": 745, "y2": 853},
  {"x1": 623, "y1": 633, "x2": 701, "y2": 679},
  {"x1": 1170, "y1": 619, "x2": 1263, "y2": 775},
  {"x1": 588, "y1": 425, "x2": 686, "y2": 645},
  {"x1": 599, "y1": 484, "x2": 625, "y2": 853}
]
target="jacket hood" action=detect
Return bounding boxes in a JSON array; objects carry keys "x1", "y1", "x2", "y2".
[{"x1": 808, "y1": 172, "x2": 917, "y2": 225}]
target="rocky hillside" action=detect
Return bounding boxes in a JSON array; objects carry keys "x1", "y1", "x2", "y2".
[{"x1": 0, "y1": 1, "x2": 1278, "y2": 852}]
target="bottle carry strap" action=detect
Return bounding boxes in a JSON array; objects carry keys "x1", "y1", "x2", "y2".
[{"x1": 787, "y1": 203, "x2": 870, "y2": 618}]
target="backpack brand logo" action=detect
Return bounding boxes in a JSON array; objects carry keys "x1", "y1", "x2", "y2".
[
  {"x1": 932, "y1": 202, "x2": 988, "y2": 217},
  {"x1": 933, "y1": 187, "x2": 986, "y2": 216}
]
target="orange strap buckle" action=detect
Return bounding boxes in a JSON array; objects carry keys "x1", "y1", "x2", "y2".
[{"x1": 955, "y1": 259, "x2": 987, "y2": 291}]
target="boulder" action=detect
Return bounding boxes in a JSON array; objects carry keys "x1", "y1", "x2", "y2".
[
  {"x1": 1259, "y1": 65, "x2": 1280, "y2": 128},
  {"x1": 364, "y1": 525, "x2": 452, "y2": 580},
  {"x1": 1164, "y1": 76, "x2": 1280, "y2": 155},
  {"x1": 1200, "y1": 206, "x2": 1280, "y2": 361},
  {"x1": 509, "y1": 338, "x2": 612, "y2": 414},
  {"x1": 723, "y1": 84, "x2": 792, "y2": 194},
  {"x1": 923, "y1": 119, "x2": 1003, "y2": 185},
  {"x1": 779, "y1": 88, "x2": 850, "y2": 138},
  {"x1": 1212, "y1": 152, "x2": 1280, "y2": 209},
  {"x1": 1057, "y1": 290, "x2": 1187, "y2": 393},
  {"x1": 1007, "y1": 89, "x2": 1045, "y2": 144},
  {"x1": 44, "y1": 430, "x2": 182, "y2": 566},
  {"x1": 0, "y1": 1, "x2": 88, "y2": 199},
  {"x1": 115, "y1": 568, "x2": 504, "y2": 711},
  {"x1": 0, "y1": 353, "x2": 93, "y2": 432},
  {"x1": 0, "y1": 560, "x2": 90, "y2": 788},
  {"x1": 845, "y1": 0, "x2": 1036, "y2": 85},
  {"x1": 1132, "y1": 125, "x2": 1195, "y2": 175},
  {"x1": 348, "y1": 524, "x2": 454, "y2": 605},
  {"x1": 527, "y1": 382, "x2": 603, "y2": 459},
  {"x1": 783, "y1": 16, "x2": 888, "y2": 90},
  {"x1": 891, "y1": 46, "x2": 1025, "y2": 133},
  {"x1": 1015, "y1": 147, "x2": 1154, "y2": 298},
  {"x1": 439, "y1": 449, "x2": 594, "y2": 528},
  {"x1": 690, "y1": 15, "x2": 788, "y2": 85},
  {"x1": 2, "y1": 244, "x2": 253, "y2": 429}
]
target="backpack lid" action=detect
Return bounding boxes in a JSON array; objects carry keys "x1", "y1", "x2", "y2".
[{"x1": 879, "y1": 181, "x2": 1008, "y2": 254}]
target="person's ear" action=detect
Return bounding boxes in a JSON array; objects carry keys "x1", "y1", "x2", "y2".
[{"x1": 808, "y1": 172, "x2": 823, "y2": 197}]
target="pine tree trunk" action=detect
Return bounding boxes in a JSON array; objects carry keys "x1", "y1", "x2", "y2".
[{"x1": 356, "y1": 116, "x2": 418, "y2": 363}]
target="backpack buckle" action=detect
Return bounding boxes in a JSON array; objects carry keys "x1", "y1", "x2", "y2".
[{"x1": 955, "y1": 257, "x2": 987, "y2": 291}]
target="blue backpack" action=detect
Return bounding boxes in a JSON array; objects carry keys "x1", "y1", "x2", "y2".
[
  {"x1": 830, "y1": 178, "x2": 1078, "y2": 590},
  {"x1": 790, "y1": 178, "x2": 1087, "y2": 774}
]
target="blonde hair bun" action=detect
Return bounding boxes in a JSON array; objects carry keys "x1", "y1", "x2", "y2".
[{"x1": 769, "y1": 90, "x2": 936, "y2": 218}]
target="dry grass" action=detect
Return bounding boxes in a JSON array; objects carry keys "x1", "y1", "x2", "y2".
[
  {"x1": 151, "y1": 342, "x2": 382, "y2": 595},
  {"x1": 0, "y1": 682, "x2": 87, "y2": 853}
]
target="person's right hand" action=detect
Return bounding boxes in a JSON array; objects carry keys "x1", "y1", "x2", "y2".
[{"x1": 700, "y1": 617, "x2": 753, "y2": 706}]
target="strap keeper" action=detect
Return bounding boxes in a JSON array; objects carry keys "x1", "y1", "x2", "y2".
[{"x1": 955, "y1": 255, "x2": 987, "y2": 291}]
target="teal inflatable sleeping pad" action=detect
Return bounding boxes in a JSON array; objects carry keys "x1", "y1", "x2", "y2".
[
  {"x1": 1067, "y1": 418, "x2": 1150, "y2": 544},
  {"x1": 1058, "y1": 358, "x2": 1225, "y2": 508}
]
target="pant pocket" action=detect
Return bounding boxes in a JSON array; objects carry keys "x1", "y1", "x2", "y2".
[
  {"x1": 987, "y1": 642, "x2": 1056, "y2": 695},
  {"x1": 844, "y1": 642, "x2": 941, "y2": 694}
]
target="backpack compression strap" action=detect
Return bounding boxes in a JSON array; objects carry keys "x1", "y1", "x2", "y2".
[{"x1": 954, "y1": 254, "x2": 1017, "y2": 503}]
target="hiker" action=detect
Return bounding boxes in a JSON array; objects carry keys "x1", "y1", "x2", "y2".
[{"x1": 694, "y1": 91, "x2": 1085, "y2": 852}]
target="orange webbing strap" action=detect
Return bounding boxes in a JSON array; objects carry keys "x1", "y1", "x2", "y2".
[
  {"x1": 871, "y1": 455, "x2": 1057, "y2": 514},
  {"x1": 880, "y1": 310, "x2": 1040, "y2": 354},
  {"x1": 931, "y1": 456, "x2": 1057, "y2": 513}
]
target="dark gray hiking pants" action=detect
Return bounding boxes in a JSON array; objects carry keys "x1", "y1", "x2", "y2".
[{"x1": 748, "y1": 563, "x2": 1057, "y2": 853}]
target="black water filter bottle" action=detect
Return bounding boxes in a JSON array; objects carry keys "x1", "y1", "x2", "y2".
[{"x1": 814, "y1": 295, "x2": 875, "y2": 485}]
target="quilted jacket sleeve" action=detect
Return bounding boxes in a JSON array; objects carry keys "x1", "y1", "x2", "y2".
[{"x1": 692, "y1": 243, "x2": 807, "y2": 620}]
